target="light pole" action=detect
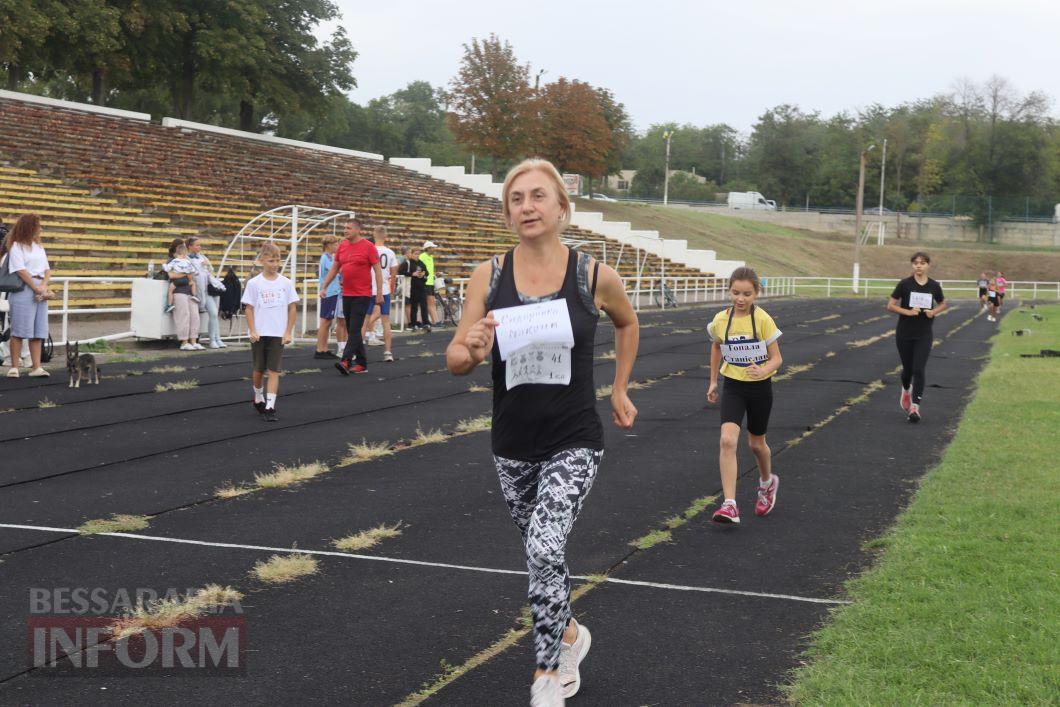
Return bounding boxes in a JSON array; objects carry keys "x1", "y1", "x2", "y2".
[
  {"x1": 876, "y1": 138, "x2": 887, "y2": 245},
  {"x1": 662, "y1": 130, "x2": 673, "y2": 206},
  {"x1": 854, "y1": 143, "x2": 875, "y2": 293}
]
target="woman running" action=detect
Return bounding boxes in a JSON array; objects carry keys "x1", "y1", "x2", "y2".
[
  {"x1": 706, "y1": 267, "x2": 783, "y2": 525},
  {"x1": 447, "y1": 158, "x2": 638, "y2": 707},
  {"x1": 986, "y1": 277, "x2": 1000, "y2": 322},
  {"x1": 887, "y1": 252, "x2": 947, "y2": 422}
]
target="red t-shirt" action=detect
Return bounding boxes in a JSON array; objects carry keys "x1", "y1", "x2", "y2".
[{"x1": 335, "y1": 238, "x2": 379, "y2": 296}]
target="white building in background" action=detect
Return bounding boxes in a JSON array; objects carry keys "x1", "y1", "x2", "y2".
[{"x1": 602, "y1": 169, "x2": 710, "y2": 194}]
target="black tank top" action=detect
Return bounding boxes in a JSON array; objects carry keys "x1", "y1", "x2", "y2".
[{"x1": 488, "y1": 248, "x2": 603, "y2": 461}]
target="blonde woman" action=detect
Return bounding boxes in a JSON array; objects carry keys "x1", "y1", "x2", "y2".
[
  {"x1": 5, "y1": 214, "x2": 53, "y2": 378},
  {"x1": 447, "y1": 159, "x2": 639, "y2": 706}
]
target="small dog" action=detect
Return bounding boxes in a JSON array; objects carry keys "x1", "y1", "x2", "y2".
[{"x1": 66, "y1": 343, "x2": 101, "y2": 388}]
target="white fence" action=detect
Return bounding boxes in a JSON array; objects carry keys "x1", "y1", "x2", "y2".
[{"x1": 18, "y1": 275, "x2": 1060, "y2": 349}]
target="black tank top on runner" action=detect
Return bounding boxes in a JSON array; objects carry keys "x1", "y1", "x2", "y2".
[{"x1": 488, "y1": 248, "x2": 603, "y2": 462}]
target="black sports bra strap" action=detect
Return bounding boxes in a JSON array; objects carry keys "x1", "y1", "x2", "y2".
[{"x1": 590, "y1": 260, "x2": 600, "y2": 297}]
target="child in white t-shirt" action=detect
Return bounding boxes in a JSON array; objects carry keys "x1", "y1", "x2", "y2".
[{"x1": 241, "y1": 243, "x2": 299, "y2": 422}]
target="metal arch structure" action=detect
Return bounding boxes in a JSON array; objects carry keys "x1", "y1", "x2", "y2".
[{"x1": 219, "y1": 205, "x2": 355, "y2": 278}]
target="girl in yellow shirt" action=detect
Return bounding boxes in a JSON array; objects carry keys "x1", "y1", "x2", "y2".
[{"x1": 706, "y1": 267, "x2": 783, "y2": 524}]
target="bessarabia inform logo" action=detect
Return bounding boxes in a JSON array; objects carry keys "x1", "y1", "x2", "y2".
[{"x1": 27, "y1": 586, "x2": 246, "y2": 676}]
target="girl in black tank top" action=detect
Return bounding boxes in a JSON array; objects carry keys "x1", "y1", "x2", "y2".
[{"x1": 445, "y1": 159, "x2": 640, "y2": 703}]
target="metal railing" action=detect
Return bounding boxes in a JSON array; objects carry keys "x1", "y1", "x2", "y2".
[{"x1": 764, "y1": 277, "x2": 1060, "y2": 300}]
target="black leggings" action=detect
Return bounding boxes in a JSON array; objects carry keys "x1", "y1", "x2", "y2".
[
  {"x1": 408, "y1": 290, "x2": 430, "y2": 327},
  {"x1": 896, "y1": 336, "x2": 932, "y2": 404}
]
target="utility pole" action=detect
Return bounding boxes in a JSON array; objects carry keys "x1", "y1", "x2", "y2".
[
  {"x1": 877, "y1": 138, "x2": 887, "y2": 245},
  {"x1": 663, "y1": 130, "x2": 673, "y2": 206},
  {"x1": 854, "y1": 143, "x2": 876, "y2": 293}
]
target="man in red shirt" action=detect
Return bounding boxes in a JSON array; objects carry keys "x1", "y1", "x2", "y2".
[{"x1": 321, "y1": 218, "x2": 384, "y2": 374}]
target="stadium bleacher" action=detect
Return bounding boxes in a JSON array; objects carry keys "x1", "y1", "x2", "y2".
[{"x1": 0, "y1": 94, "x2": 709, "y2": 311}]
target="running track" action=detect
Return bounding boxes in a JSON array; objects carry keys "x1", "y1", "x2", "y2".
[{"x1": 0, "y1": 298, "x2": 995, "y2": 704}]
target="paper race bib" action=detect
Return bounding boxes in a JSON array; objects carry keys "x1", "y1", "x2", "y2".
[
  {"x1": 505, "y1": 343, "x2": 572, "y2": 389},
  {"x1": 493, "y1": 300, "x2": 575, "y2": 361},
  {"x1": 720, "y1": 339, "x2": 768, "y2": 366},
  {"x1": 908, "y1": 291, "x2": 933, "y2": 309},
  {"x1": 988, "y1": 291, "x2": 998, "y2": 299}
]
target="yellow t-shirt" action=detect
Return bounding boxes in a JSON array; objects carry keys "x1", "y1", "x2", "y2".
[{"x1": 707, "y1": 306, "x2": 782, "y2": 381}]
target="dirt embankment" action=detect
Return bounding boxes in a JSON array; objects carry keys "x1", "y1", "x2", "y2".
[{"x1": 577, "y1": 200, "x2": 1060, "y2": 281}]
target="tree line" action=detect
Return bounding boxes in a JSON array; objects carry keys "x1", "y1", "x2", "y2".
[
  {"x1": 625, "y1": 77, "x2": 1059, "y2": 220},
  {"x1": 3, "y1": 18, "x2": 1057, "y2": 217}
]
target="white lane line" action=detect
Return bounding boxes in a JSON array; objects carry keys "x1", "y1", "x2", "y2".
[
  {"x1": 0, "y1": 523, "x2": 850, "y2": 606},
  {"x1": 587, "y1": 576, "x2": 851, "y2": 605}
]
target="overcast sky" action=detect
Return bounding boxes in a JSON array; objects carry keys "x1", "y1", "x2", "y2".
[{"x1": 328, "y1": 0, "x2": 1057, "y2": 135}]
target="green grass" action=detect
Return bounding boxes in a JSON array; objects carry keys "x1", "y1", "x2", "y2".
[
  {"x1": 78, "y1": 339, "x2": 126, "y2": 354},
  {"x1": 788, "y1": 305, "x2": 1060, "y2": 704}
]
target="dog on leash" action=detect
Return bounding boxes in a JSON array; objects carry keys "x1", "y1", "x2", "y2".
[{"x1": 66, "y1": 343, "x2": 101, "y2": 388}]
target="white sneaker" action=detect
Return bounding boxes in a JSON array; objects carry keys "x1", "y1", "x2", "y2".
[
  {"x1": 530, "y1": 675, "x2": 564, "y2": 707},
  {"x1": 367, "y1": 336, "x2": 383, "y2": 346},
  {"x1": 383, "y1": 351, "x2": 394, "y2": 362},
  {"x1": 6, "y1": 367, "x2": 19, "y2": 378},
  {"x1": 558, "y1": 622, "x2": 591, "y2": 698},
  {"x1": 180, "y1": 343, "x2": 195, "y2": 351},
  {"x1": 208, "y1": 342, "x2": 222, "y2": 349},
  {"x1": 217, "y1": 341, "x2": 228, "y2": 348},
  {"x1": 191, "y1": 343, "x2": 205, "y2": 350}
]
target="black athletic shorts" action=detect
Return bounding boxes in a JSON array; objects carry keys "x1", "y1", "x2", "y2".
[
  {"x1": 997, "y1": 293, "x2": 1004, "y2": 304},
  {"x1": 252, "y1": 336, "x2": 284, "y2": 372},
  {"x1": 720, "y1": 376, "x2": 773, "y2": 436},
  {"x1": 978, "y1": 288, "x2": 988, "y2": 297}
]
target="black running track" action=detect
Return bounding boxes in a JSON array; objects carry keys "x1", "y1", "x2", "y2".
[{"x1": 0, "y1": 298, "x2": 996, "y2": 705}]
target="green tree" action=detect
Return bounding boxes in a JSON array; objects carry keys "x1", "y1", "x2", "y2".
[{"x1": 447, "y1": 34, "x2": 535, "y2": 178}]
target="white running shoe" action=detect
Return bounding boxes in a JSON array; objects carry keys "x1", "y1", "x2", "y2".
[
  {"x1": 383, "y1": 351, "x2": 394, "y2": 362},
  {"x1": 217, "y1": 341, "x2": 228, "y2": 348},
  {"x1": 367, "y1": 336, "x2": 383, "y2": 346},
  {"x1": 530, "y1": 675, "x2": 564, "y2": 707},
  {"x1": 208, "y1": 342, "x2": 222, "y2": 349},
  {"x1": 180, "y1": 343, "x2": 195, "y2": 351},
  {"x1": 559, "y1": 622, "x2": 591, "y2": 698},
  {"x1": 191, "y1": 342, "x2": 205, "y2": 350}
]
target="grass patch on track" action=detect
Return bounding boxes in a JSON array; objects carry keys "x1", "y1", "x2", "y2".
[
  {"x1": 148, "y1": 365, "x2": 186, "y2": 374},
  {"x1": 409, "y1": 425, "x2": 446, "y2": 447},
  {"x1": 251, "y1": 554, "x2": 319, "y2": 584},
  {"x1": 454, "y1": 415, "x2": 491, "y2": 434},
  {"x1": 37, "y1": 397, "x2": 58, "y2": 409},
  {"x1": 110, "y1": 584, "x2": 242, "y2": 640},
  {"x1": 333, "y1": 522, "x2": 405, "y2": 552},
  {"x1": 468, "y1": 384, "x2": 490, "y2": 393},
  {"x1": 253, "y1": 461, "x2": 328, "y2": 489},
  {"x1": 77, "y1": 514, "x2": 150, "y2": 535},
  {"x1": 341, "y1": 439, "x2": 393, "y2": 465},
  {"x1": 154, "y1": 379, "x2": 199, "y2": 392},
  {"x1": 788, "y1": 305, "x2": 1060, "y2": 704}
]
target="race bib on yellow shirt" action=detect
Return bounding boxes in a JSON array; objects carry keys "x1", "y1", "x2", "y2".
[{"x1": 720, "y1": 339, "x2": 768, "y2": 366}]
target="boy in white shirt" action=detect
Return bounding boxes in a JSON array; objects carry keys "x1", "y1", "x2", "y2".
[
  {"x1": 363, "y1": 227, "x2": 398, "y2": 361},
  {"x1": 241, "y1": 243, "x2": 299, "y2": 422}
]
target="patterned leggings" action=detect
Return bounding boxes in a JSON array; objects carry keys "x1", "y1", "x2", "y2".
[{"x1": 494, "y1": 447, "x2": 603, "y2": 671}]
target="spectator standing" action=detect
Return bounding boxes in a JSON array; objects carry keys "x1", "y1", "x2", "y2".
[
  {"x1": 169, "y1": 242, "x2": 202, "y2": 350},
  {"x1": 420, "y1": 240, "x2": 438, "y2": 326},
  {"x1": 5, "y1": 214, "x2": 53, "y2": 378},
  {"x1": 405, "y1": 246, "x2": 430, "y2": 331},
  {"x1": 363, "y1": 226, "x2": 398, "y2": 361},
  {"x1": 315, "y1": 235, "x2": 342, "y2": 359},
  {"x1": 242, "y1": 243, "x2": 299, "y2": 422},
  {"x1": 186, "y1": 236, "x2": 224, "y2": 349}
]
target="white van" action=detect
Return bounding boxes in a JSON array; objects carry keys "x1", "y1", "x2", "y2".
[{"x1": 727, "y1": 191, "x2": 777, "y2": 211}]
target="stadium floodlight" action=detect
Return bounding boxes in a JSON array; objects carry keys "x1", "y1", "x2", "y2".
[
  {"x1": 853, "y1": 143, "x2": 876, "y2": 293},
  {"x1": 662, "y1": 130, "x2": 674, "y2": 206}
]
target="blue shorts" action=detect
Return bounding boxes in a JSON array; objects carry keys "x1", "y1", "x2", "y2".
[
  {"x1": 369, "y1": 294, "x2": 391, "y2": 316},
  {"x1": 320, "y1": 294, "x2": 339, "y2": 320}
]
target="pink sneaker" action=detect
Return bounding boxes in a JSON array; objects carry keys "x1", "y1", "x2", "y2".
[
  {"x1": 908, "y1": 403, "x2": 921, "y2": 423},
  {"x1": 712, "y1": 501, "x2": 740, "y2": 524},
  {"x1": 755, "y1": 474, "x2": 779, "y2": 516},
  {"x1": 900, "y1": 386, "x2": 912, "y2": 413}
]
